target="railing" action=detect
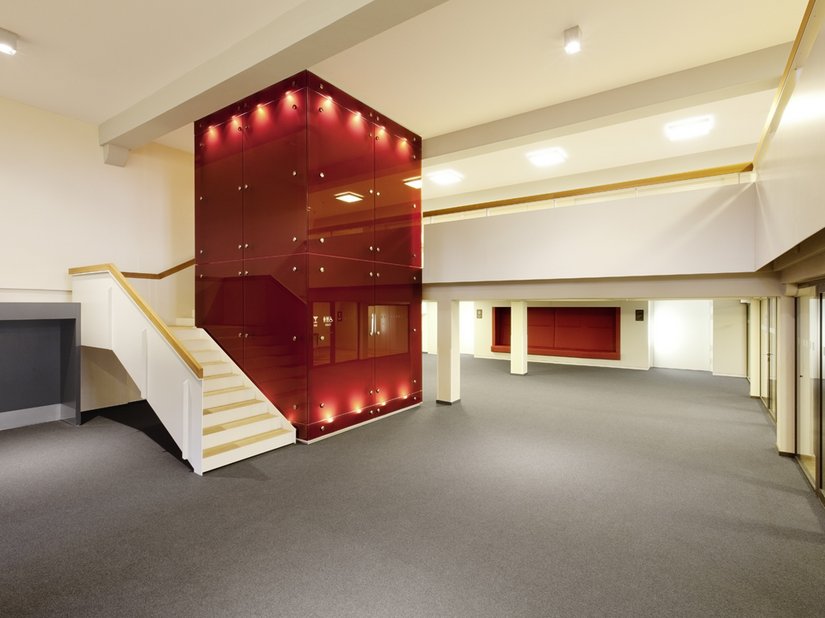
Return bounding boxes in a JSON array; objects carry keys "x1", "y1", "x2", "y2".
[
  {"x1": 69, "y1": 263, "x2": 204, "y2": 474},
  {"x1": 423, "y1": 162, "x2": 754, "y2": 222}
]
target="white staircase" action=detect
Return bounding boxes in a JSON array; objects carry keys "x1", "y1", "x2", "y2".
[
  {"x1": 168, "y1": 321, "x2": 295, "y2": 472},
  {"x1": 69, "y1": 265, "x2": 295, "y2": 475}
]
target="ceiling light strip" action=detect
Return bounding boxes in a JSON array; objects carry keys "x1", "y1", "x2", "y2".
[
  {"x1": 752, "y1": 0, "x2": 818, "y2": 165},
  {"x1": 422, "y1": 162, "x2": 754, "y2": 219}
]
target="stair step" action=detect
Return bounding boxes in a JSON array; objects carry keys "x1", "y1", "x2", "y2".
[
  {"x1": 167, "y1": 326, "x2": 206, "y2": 341},
  {"x1": 202, "y1": 413, "x2": 283, "y2": 449},
  {"x1": 201, "y1": 361, "x2": 234, "y2": 377},
  {"x1": 204, "y1": 413, "x2": 273, "y2": 435},
  {"x1": 203, "y1": 428, "x2": 292, "y2": 459},
  {"x1": 203, "y1": 373, "x2": 243, "y2": 392},
  {"x1": 179, "y1": 338, "x2": 214, "y2": 352},
  {"x1": 191, "y1": 349, "x2": 225, "y2": 363},
  {"x1": 175, "y1": 317, "x2": 195, "y2": 327},
  {"x1": 203, "y1": 385, "x2": 254, "y2": 408},
  {"x1": 203, "y1": 399, "x2": 269, "y2": 427}
]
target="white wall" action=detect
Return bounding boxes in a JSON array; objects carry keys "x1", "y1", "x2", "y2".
[
  {"x1": 756, "y1": 19, "x2": 825, "y2": 267},
  {"x1": 459, "y1": 301, "x2": 475, "y2": 354},
  {"x1": 0, "y1": 96, "x2": 195, "y2": 411},
  {"x1": 424, "y1": 183, "x2": 757, "y2": 284},
  {"x1": 651, "y1": 300, "x2": 712, "y2": 371},
  {"x1": 0, "y1": 96, "x2": 194, "y2": 296},
  {"x1": 712, "y1": 299, "x2": 747, "y2": 377},
  {"x1": 422, "y1": 301, "x2": 438, "y2": 353},
  {"x1": 473, "y1": 300, "x2": 651, "y2": 370}
]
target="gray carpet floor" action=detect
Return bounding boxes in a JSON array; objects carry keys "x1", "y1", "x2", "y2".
[{"x1": 2, "y1": 355, "x2": 825, "y2": 617}]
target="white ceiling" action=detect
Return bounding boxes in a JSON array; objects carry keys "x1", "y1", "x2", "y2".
[{"x1": 0, "y1": 0, "x2": 810, "y2": 209}]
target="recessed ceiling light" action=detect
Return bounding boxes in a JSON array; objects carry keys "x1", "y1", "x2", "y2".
[
  {"x1": 526, "y1": 147, "x2": 568, "y2": 167},
  {"x1": 0, "y1": 27, "x2": 18, "y2": 56},
  {"x1": 664, "y1": 115, "x2": 714, "y2": 141},
  {"x1": 403, "y1": 176, "x2": 422, "y2": 189},
  {"x1": 563, "y1": 26, "x2": 581, "y2": 55},
  {"x1": 427, "y1": 169, "x2": 464, "y2": 186},
  {"x1": 334, "y1": 191, "x2": 364, "y2": 203}
]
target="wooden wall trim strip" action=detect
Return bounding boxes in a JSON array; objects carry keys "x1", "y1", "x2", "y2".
[
  {"x1": 68, "y1": 263, "x2": 203, "y2": 379},
  {"x1": 121, "y1": 258, "x2": 196, "y2": 280},
  {"x1": 423, "y1": 162, "x2": 754, "y2": 219}
]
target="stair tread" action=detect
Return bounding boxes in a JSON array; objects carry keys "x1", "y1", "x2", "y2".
[
  {"x1": 203, "y1": 385, "x2": 249, "y2": 396},
  {"x1": 201, "y1": 360, "x2": 228, "y2": 366},
  {"x1": 203, "y1": 428, "x2": 292, "y2": 458},
  {"x1": 204, "y1": 398, "x2": 264, "y2": 415},
  {"x1": 203, "y1": 413, "x2": 274, "y2": 435},
  {"x1": 204, "y1": 372, "x2": 237, "y2": 380}
]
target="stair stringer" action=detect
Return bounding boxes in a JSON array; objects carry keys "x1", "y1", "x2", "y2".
[{"x1": 175, "y1": 326, "x2": 297, "y2": 472}]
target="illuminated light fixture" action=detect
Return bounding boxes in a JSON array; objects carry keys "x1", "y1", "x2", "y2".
[
  {"x1": 403, "y1": 176, "x2": 422, "y2": 189},
  {"x1": 0, "y1": 27, "x2": 18, "y2": 56},
  {"x1": 427, "y1": 169, "x2": 463, "y2": 186},
  {"x1": 563, "y1": 25, "x2": 581, "y2": 55},
  {"x1": 335, "y1": 191, "x2": 364, "y2": 203},
  {"x1": 526, "y1": 147, "x2": 567, "y2": 167},
  {"x1": 664, "y1": 115, "x2": 714, "y2": 141}
]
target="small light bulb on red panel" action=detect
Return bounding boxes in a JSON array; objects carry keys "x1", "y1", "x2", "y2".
[{"x1": 325, "y1": 416, "x2": 333, "y2": 424}]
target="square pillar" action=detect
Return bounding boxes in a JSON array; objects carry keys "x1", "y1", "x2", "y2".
[
  {"x1": 510, "y1": 301, "x2": 528, "y2": 375},
  {"x1": 436, "y1": 300, "x2": 460, "y2": 404}
]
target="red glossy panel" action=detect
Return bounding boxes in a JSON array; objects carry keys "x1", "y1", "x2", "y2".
[
  {"x1": 374, "y1": 127, "x2": 422, "y2": 267},
  {"x1": 195, "y1": 260, "x2": 244, "y2": 366},
  {"x1": 243, "y1": 91, "x2": 308, "y2": 258},
  {"x1": 307, "y1": 90, "x2": 374, "y2": 261},
  {"x1": 306, "y1": 255, "x2": 374, "y2": 431},
  {"x1": 243, "y1": 255, "x2": 308, "y2": 427},
  {"x1": 195, "y1": 119, "x2": 244, "y2": 264},
  {"x1": 373, "y1": 263, "x2": 422, "y2": 409}
]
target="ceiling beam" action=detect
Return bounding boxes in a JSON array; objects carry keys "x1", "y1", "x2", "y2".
[
  {"x1": 98, "y1": 0, "x2": 447, "y2": 151},
  {"x1": 424, "y1": 44, "x2": 791, "y2": 163}
]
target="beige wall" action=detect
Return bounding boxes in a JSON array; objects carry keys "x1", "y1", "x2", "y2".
[
  {"x1": 712, "y1": 299, "x2": 748, "y2": 377},
  {"x1": 0, "y1": 96, "x2": 194, "y2": 296}
]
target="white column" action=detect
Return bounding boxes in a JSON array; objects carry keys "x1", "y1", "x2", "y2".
[
  {"x1": 510, "y1": 301, "x2": 528, "y2": 375},
  {"x1": 775, "y1": 295, "x2": 795, "y2": 454},
  {"x1": 436, "y1": 300, "x2": 460, "y2": 404},
  {"x1": 747, "y1": 300, "x2": 760, "y2": 397}
]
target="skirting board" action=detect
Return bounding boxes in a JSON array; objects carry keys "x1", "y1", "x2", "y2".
[
  {"x1": 0, "y1": 404, "x2": 74, "y2": 431},
  {"x1": 298, "y1": 402, "x2": 422, "y2": 444}
]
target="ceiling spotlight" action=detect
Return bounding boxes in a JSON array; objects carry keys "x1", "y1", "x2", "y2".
[
  {"x1": 526, "y1": 147, "x2": 568, "y2": 167},
  {"x1": 334, "y1": 191, "x2": 364, "y2": 203},
  {"x1": 427, "y1": 169, "x2": 464, "y2": 186},
  {"x1": 403, "y1": 176, "x2": 422, "y2": 189},
  {"x1": 563, "y1": 26, "x2": 581, "y2": 55},
  {"x1": 0, "y1": 27, "x2": 18, "y2": 56},
  {"x1": 664, "y1": 115, "x2": 714, "y2": 141}
]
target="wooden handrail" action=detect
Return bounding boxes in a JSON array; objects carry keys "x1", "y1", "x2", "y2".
[
  {"x1": 423, "y1": 162, "x2": 754, "y2": 219},
  {"x1": 122, "y1": 258, "x2": 195, "y2": 280},
  {"x1": 753, "y1": 0, "x2": 818, "y2": 165},
  {"x1": 68, "y1": 263, "x2": 204, "y2": 379}
]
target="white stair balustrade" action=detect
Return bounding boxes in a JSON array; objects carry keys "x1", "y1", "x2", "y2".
[{"x1": 69, "y1": 264, "x2": 295, "y2": 474}]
